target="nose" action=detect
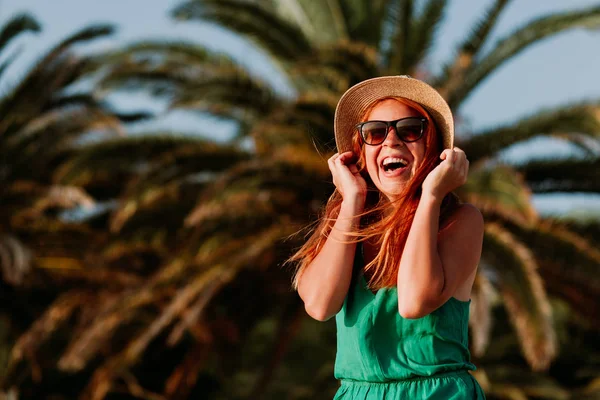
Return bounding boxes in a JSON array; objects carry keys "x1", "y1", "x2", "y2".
[{"x1": 383, "y1": 126, "x2": 404, "y2": 147}]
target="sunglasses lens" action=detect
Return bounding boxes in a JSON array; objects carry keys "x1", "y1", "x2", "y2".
[
  {"x1": 361, "y1": 122, "x2": 388, "y2": 144},
  {"x1": 395, "y1": 118, "x2": 424, "y2": 142}
]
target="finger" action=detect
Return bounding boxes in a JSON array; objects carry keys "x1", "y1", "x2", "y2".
[
  {"x1": 445, "y1": 149, "x2": 455, "y2": 165},
  {"x1": 453, "y1": 147, "x2": 468, "y2": 167},
  {"x1": 453, "y1": 149, "x2": 466, "y2": 169},
  {"x1": 348, "y1": 164, "x2": 359, "y2": 174},
  {"x1": 328, "y1": 152, "x2": 340, "y2": 167},
  {"x1": 337, "y1": 151, "x2": 357, "y2": 164}
]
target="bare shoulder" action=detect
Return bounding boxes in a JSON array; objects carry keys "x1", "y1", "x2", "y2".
[{"x1": 440, "y1": 202, "x2": 484, "y2": 237}]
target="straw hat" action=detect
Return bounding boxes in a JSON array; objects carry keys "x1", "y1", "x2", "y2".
[{"x1": 334, "y1": 75, "x2": 454, "y2": 153}]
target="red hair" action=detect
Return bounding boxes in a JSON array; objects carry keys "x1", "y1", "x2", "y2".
[{"x1": 289, "y1": 97, "x2": 458, "y2": 291}]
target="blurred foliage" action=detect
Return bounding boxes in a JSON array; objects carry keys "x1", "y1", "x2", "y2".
[{"x1": 1, "y1": 1, "x2": 600, "y2": 399}]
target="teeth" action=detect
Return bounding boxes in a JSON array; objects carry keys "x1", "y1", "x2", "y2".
[{"x1": 382, "y1": 157, "x2": 408, "y2": 167}]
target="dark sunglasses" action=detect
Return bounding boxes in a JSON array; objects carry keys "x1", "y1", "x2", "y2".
[{"x1": 355, "y1": 117, "x2": 427, "y2": 146}]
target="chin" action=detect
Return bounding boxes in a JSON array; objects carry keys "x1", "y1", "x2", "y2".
[{"x1": 378, "y1": 183, "x2": 405, "y2": 201}]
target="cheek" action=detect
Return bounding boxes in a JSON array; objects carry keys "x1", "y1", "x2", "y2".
[
  {"x1": 411, "y1": 144, "x2": 427, "y2": 166},
  {"x1": 364, "y1": 149, "x2": 378, "y2": 174}
]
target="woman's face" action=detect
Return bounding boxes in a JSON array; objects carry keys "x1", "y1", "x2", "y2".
[{"x1": 362, "y1": 99, "x2": 426, "y2": 200}]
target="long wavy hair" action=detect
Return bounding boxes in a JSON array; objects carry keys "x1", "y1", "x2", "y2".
[{"x1": 289, "y1": 96, "x2": 459, "y2": 291}]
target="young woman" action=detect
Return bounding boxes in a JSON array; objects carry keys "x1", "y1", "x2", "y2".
[{"x1": 290, "y1": 76, "x2": 486, "y2": 398}]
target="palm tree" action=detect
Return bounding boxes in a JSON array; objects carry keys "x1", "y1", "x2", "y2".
[
  {"x1": 3, "y1": 1, "x2": 600, "y2": 399},
  {"x1": 0, "y1": 11, "x2": 147, "y2": 392}
]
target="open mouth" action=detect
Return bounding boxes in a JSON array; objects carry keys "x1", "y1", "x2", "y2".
[{"x1": 381, "y1": 157, "x2": 409, "y2": 175}]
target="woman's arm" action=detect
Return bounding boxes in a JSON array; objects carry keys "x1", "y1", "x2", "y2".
[
  {"x1": 297, "y1": 151, "x2": 366, "y2": 321},
  {"x1": 397, "y1": 198, "x2": 483, "y2": 318},
  {"x1": 397, "y1": 148, "x2": 484, "y2": 318},
  {"x1": 297, "y1": 199, "x2": 362, "y2": 321}
]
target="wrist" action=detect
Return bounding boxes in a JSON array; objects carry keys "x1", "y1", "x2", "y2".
[
  {"x1": 340, "y1": 197, "x2": 365, "y2": 215},
  {"x1": 420, "y1": 190, "x2": 444, "y2": 207}
]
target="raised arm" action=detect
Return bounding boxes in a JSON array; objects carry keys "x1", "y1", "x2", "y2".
[
  {"x1": 297, "y1": 151, "x2": 366, "y2": 321},
  {"x1": 396, "y1": 148, "x2": 484, "y2": 318}
]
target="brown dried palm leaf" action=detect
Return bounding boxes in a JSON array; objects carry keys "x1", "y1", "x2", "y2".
[
  {"x1": 185, "y1": 190, "x2": 278, "y2": 228},
  {"x1": 469, "y1": 271, "x2": 496, "y2": 358},
  {"x1": 79, "y1": 225, "x2": 288, "y2": 399},
  {"x1": 483, "y1": 365, "x2": 570, "y2": 400},
  {"x1": 249, "y1": 297, "x2": 305, "y2": 398},
  {"x1": 56, "y1": 287, "x2": 163, "y2": 373},
  {"x1": 0, "y1": 234, "x2": 32, "y2": 285},
  {"x1": 36, "y1": 267, "x2": 142, "y2": 289},
  {"x1": 55, "y1": 285, "x2": 179, "y2": 374},
  {"x1": 483, "y1": 222, "x2": 556, "y2": 371},
  {"x1": 169, "y1": 223, "x2": 296, "y2": 345},
  {"x1": 8, "y1": 290, "x2": 92, "y2": 367},
  {"x1": 460, "y1": 165, "x2": 537, "y2": 226},
  {"x1": 4, "y1": 182, "x2": 95, "y2": 226},
  {"x1": 506, "y1": 220, "x2": 600, "y2": 326},
  {"x1": 109, "y1": 144, "x2": 248, "y2": 232},
  {"x1": 163, "y1": 342, "x2": 210, "y2": 398}
]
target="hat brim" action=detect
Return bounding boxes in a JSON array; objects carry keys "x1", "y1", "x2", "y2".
[{"x1": 334, "y1": 76, "x2": 454, "y2": 153}]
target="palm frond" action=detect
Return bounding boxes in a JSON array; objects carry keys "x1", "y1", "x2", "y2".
[
  {"x1": 460, "y1": 0, "x2": 511, "y2": 56},
  {"x1": 188, "y1": 155, "x2": 330, "y2": 226},
  {"x1": 248, "y1": 296, "x2": 305, "y2": 398},
  {"x1": 93, "y1": 40, "x2": 242, "y2": 97},
  {"x1": 4, "y1": 181, "x2": 95, "y2": 231},
  {"x1": 273, "y1": 0, "x2": 390, "y2": 46},
  {"x1": 172, "y1": 0, "x2": 312, "y2": 62},
  {"x1": 8, "y1": 290, "x2": 92, "y2": 367},
  {"x1": 459, "y1": 165, "x2": 537, "y2": 225},
  {"x1": 338, "y1": 0, "x2": 390, "y2": 45},
  {"x1": 163, "y1": 342, "x2": 210, "y2": 398},
  {"x1": 109, "y1": 144, "x2": 249, "y2": 232},
  {"x1": 403, "y1": 0, "x2": 447, "y2": 74},
  {"x1": 469, "y1": 272, "x2": 495, "y2": 358},
  {"x1": 53, "y1": 134, "x2": 214, "y2": 187},
  {"x1": 270, "y1": 0, "x2": 349, "y2": 44},
  {"x1": 52, "y1": 24, "x2": 115, "y2": 53},
  {"x1": 0, "y1": 13, "x2": 41, "y2": 53},
  {"x1": 483, "y1": 365, "x2": 570, "y2": 400},
  {"x1": 448, "y1": 5, "x2": 600, "y2": 108},
  {"x1": 100, "y1": 57, "x2": 277, "y2": 125},
  {"x1": 171, "y1": 67, "x2": 278, "y2": 122},
  {"x1": 505, "y1": 220, "x2": 600, "y2": 326},
  {"x1": 545, "y1": 217, "x2": 600, "y2": 246},
  {"x1": 434, "y1": 0, "x2": 510, "y2": 96},
  {"x1": 291, "y1": 41, "x2": 379, "y2": 91},
  {"x1": 483, "y1": 222, "x2": 556, "y2": 371},
  {"x1": 0, "y1": 14, "x2": 41, "y2": 83},
  {"x1": 15, "y1": 184, "x2": 95, "y2": 218},
  {"x1": 380, "y1": 0, "x2": 414, "y2": 73},
  {"x1": 462, "y1": 103, "x2": 600, "y2": 163},
  {"x1": 76, "y1": 225, "x2": 289, "y2": 399},
  {"x1": 0, "y1": 42, "x2": 113, "y2": 143},
  {"x1": 518, "y1": 157, "x2": 600, "y2": 193},
  {"x1": 6, "y1": 108, "x2": 123, "y2": 181},
  {"x1": 0, "y1": 49, "x2": 21, "y2": 82},
  {"x1": 92, "y1": 40, "x2": 235, "y2": 68},
  {"x1": 252, "y1": 91, "x2": 339, "y2": 154},
  {"x1": 0, "y1": 234, "x2": 32, "y2": 285}
]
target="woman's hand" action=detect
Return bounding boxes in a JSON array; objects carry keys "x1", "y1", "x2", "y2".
[
  {"x1": 422, "y1": 147, "x2": 469, "y2": 202},
  {"x1": 328, "y1": 151, "x2": 367, "y2": 206}
]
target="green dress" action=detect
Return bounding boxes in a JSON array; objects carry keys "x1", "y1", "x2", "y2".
[{"x1": 333, "y1": 248, "x2": 486, "y2": 399}]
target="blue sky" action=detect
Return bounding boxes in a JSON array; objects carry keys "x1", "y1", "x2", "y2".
[{"x1": 1, "y1": 0, "x2": 600, "y2": 214}]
